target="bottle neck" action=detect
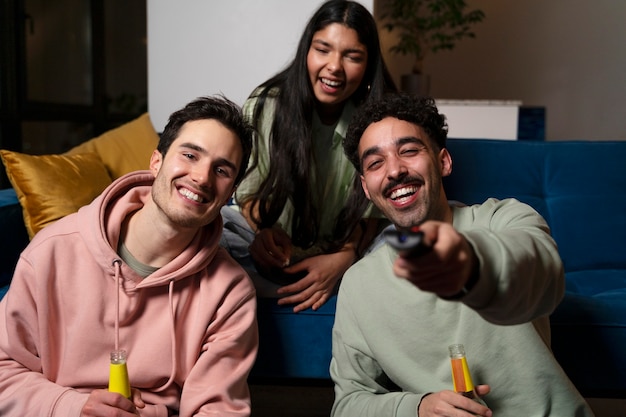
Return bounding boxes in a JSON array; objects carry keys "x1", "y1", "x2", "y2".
[{"x1": 110, "y1": 349, "x2": 127, "y2": 365}]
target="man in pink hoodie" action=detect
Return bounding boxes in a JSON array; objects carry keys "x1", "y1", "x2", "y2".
[{"x1": 0, "y1": 95, "x2": 259, "y2": 416}]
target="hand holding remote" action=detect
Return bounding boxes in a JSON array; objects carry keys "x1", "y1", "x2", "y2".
[{"x1": 383, "y1": 226, "x2": 431, "y2": 258}]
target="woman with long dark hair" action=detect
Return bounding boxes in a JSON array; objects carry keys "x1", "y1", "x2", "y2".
[{"x1": 222, "y1": 0, "x2": 396, "y2": 312}]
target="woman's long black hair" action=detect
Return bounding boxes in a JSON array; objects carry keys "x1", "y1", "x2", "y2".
[{"x1": 239, "y1": 0, "x2": 396, "y2": 249}]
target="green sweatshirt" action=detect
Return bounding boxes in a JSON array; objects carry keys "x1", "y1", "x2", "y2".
[{"x1": 331, "y1": 198, "x2": 594, "y2": 417}]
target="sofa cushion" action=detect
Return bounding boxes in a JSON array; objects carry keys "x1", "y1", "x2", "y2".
[
  {"x1": 444, "y1": 140, "x2": 550, "y2": 219},
  {"x1": 444, "y1": 139, "x2": 626, "y2": 277},
  {"x1": 543, "y1": 142, "x2": 626, "y2": 273},
  {"x1": 66, "y1": 113, "x2": 159, "y2": 180},
  {"x1": 0, "y1": 113, "x2": 159, "y2": 239},
  {"x1": 0, "y1": 151, "x2": 112, "y2": 239}
]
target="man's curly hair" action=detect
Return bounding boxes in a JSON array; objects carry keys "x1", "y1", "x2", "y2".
[{"x1": 344, "y1": 93, "x2": 448, "y2": 173}]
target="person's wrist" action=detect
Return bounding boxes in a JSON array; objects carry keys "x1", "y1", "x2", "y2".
[
  {"x1": 441, "y1": 255, "x2": 480, "y2": 300},
  {"x1": 344, "y1": 242, "x2": 359, "y2": 263},
  {"x1": 417, "y1": 392, "x2": 432, "y2": 417}
]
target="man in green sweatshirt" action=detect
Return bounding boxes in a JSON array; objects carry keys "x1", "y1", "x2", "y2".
[{"x1": 331, "y1": 93, "x2": 594, "y2": 417}]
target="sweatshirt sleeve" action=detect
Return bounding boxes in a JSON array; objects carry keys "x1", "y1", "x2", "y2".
[
  {"x1": 0, "y1": 257, "x2": 90, "y2": 416},
  {"x1": 178, "y1": 274, "x2": 258, "y2": 417},
  {"x1": 455, "y1": 198, "x2": 565, "y2": 325},
  {"x1": 330, "y1": 283, "x2": 424, "y2": 417}
]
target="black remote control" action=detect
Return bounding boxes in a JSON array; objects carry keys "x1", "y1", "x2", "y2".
[{"x1": 383, "y1": 227, "x2": 431, "y2": 258}]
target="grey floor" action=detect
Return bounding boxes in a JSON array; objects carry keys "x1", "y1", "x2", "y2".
[
  {"x1": 250, "y1": 384, "x2": 333, "y2": 417},
  {"x1": 250, "y1": 384, "x2": 626, "y2": 417},
  {"x1": 586, "y1": 398, "x2": 626, "y2": 417}
]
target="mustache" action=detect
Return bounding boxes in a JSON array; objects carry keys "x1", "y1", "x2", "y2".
[{"x1": 382, "y1": 175, "x2": 424, "y2": 196}]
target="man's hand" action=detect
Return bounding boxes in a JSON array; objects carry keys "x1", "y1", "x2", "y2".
[
  {"x1": 81, "y1": 388, "x2": 145, "y2": 416},
  {"x1": 392, "y1": 221, "x2": 477, "y2": 299},
  {"x1": 418, "y1": 386, "x2": 491, "y2": 417},
  {"x1": 277, "y1": 248, "x2": 356, "y2": 312}
]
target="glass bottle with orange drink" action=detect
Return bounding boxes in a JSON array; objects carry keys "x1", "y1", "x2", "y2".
[{"x1": 448, "y1": 344, "x2": 487, "y2": 407}]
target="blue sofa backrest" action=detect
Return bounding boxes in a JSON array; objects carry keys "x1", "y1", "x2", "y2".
[
  {"x1": 443, "y1": 139, "x2": 626, "y2": 291},
  {"x1": 443, "y1": 139, "x2": 626, "y2": 397}
]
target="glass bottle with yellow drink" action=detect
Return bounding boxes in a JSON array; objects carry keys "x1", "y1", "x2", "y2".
[{"x1": 109, "y1": 349, "x2": 131, "y2": 398}]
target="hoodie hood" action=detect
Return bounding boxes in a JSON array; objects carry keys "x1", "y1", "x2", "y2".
[{"x1": 76, "y1": 170, "x2": 224, "y2": 289}]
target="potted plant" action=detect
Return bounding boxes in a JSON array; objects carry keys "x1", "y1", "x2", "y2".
[{"x1": 381, "y1": 0, "x2": 485, "y2": 95}]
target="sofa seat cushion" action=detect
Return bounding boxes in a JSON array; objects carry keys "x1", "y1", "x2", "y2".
[
  {"x1": 252, "y1": 296, "x2": 337, "y2": 380},
  {"x1": 550, "y1": 271, "x2": 626, "y2": 397},
  {"x1": 551, "y1": 270, "x2": 626, "y2": 327},
  {"x1": 564, "y1": 270, "x2": 626, "y2": 301}
]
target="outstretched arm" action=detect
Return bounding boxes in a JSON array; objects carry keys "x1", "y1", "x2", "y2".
[{"x1": 392, "y1": 199, "x2": 565, "y2": 325}]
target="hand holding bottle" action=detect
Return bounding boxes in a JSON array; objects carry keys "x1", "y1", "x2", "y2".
[
  {"x1": 80, "y1": 388, "x2": 145, "y2": 416},
  {"x1": 78, "y1": 349, "x2": 145, "y2": 416},
  {"x1": 418, "y1": 387, "x2": 492, "y2": 417},
  {"x1": 449, "y1": 344, "x2": 491, "y2": 416},
  {"x1": 415, "y1": 343, "x2": 494, "y2": 417}
]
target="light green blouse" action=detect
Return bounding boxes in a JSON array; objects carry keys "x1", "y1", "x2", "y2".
[{"x1": 235, "y1": 90, "x2": 365, "y2": 246}]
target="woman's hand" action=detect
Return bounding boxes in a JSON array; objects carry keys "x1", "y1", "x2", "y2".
[
  {"x1": 277, "y1": 247, "x2": 356, "y2": 312},
  {"x1": 249, "y1": 226, "x2": 293, "y2": 270}
]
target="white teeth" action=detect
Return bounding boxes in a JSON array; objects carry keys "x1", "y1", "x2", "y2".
[
  {"x1": 321, "y1": 78, "x2": 342, "y2": 87},
  {"x1": 390, "y1": 186, "x2": 417, "y2": 200},
  {"x1": 179, "y1": 188, "x2": 202, "y2": 202}
]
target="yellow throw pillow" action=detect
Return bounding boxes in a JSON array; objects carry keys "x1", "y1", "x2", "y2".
[
  {"x1": 0, "y1": 150, "x2": 112, "y2": 239},
  {"x1": 66, "y1": 113, "x2": 159, "y2": 180}
]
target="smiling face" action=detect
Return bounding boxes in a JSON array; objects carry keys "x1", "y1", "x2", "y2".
[
  {"x1": 307, "y1": 23, "x2": 368, "y2": 120},
  {"x1": 149, "y1": 119, "x2": 242, "y2": 229},
  {"x1": 358, "y1": 117, "x2": 452, "y2": 229}
]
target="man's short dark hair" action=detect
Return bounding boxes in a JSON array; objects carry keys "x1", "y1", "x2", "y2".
[
  {"x1": 344, "y1": 93, "x2": 448, "y2": 173},
  {"x1": 158, "y1": 95, "x2": 255, "y2": 185}
]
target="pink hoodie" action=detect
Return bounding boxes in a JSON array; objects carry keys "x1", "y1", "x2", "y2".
[{"x1": 0, "y1": 171, "x2": 258, "y2": 417}]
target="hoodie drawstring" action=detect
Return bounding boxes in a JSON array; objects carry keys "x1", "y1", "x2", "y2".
[
  {"x1": 113, "y1": 259, "x2": 122, "y2": 352},
  {"x1": 153, "y1": 278, "x2": 178, "y2": 392},
  {"x1": 111, "y1": 261, "x2": 178, "y2": 393}
]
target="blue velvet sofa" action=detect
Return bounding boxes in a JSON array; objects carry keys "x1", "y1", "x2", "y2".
[
  {"x1": 1, "y1": 139, "x2": 625, "y2": 399},
  {"x1": 250, "y1": 138, "x2": 626, "y2": 399}
]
